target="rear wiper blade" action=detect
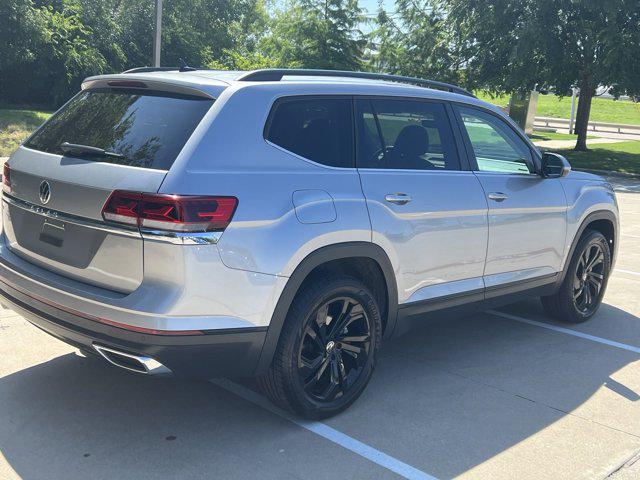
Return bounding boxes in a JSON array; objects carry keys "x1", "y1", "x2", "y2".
[{"x1": 60, "y1": 142, "x2": 125, "y2": 159}]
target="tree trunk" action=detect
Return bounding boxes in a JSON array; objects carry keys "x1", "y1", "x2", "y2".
[{"x1": 574, "y1": 74, "x2": 595, "y2": 151}]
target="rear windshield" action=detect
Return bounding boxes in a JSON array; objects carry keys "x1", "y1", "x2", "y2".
[{"x1": 25, "y1": 88, "x2": 214, "y2": 170}]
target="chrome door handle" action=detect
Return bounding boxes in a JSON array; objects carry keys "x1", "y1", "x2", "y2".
[
  {"x1": 385, "y1": 193, "x2": 412, "y2": 205},
  {"x1": 488, "y1": 192, "x2": 508, "y2": 202}
]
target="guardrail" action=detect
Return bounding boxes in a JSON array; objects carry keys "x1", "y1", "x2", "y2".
[{"x1": 534, "y1": 116, "x2": 640, "y2": 136}]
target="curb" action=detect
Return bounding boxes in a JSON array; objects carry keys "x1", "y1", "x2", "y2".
[{"x1": 576, "y1": 168, "x2": 640, "y2": 179}]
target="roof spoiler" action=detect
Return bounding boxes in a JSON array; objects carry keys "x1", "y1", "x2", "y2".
[{"x1": 120, "y1": 66, "x2": 475, "y2": 98}]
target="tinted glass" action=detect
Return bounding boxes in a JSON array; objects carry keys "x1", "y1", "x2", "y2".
[
  {"x1": 25, "y1": 89, "x2": 214, "y2": 170},
  {"x1": 457, "y1": 106, "x2": 533, "y2": 174},
  {"x1": 266, "y1": 97, "x2": 353, "y2": 168},
  {"x1": 356, "y1": 98, "x2": 460, "y2": 170}
]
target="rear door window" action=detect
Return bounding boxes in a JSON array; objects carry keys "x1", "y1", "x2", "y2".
[
  {"x1": 355, "y1": 98, "x2": 460, "y2": 170},
  {"x1": 25, "y1": 88, "x2": 214, "y2": 170},
  {"x1": 265, "y1": 97, "x2": 353, "y2": 168}
]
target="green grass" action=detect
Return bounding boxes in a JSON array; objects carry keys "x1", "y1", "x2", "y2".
[
  {"x1": 529, "y1": 131, "x2": 582, "y2": 141},
  {"x1": 477, "y1": 92, "x2": 640, "y2": 126},
  {"x1": 528, "y1": 131, "x2": 598, "y2": 143},
  {"x1": 551, "y1": 141, "x2": 640, "y2": 175},
  {"x1": 0, "y1": 108, "x2": 52, "y2": 157}
]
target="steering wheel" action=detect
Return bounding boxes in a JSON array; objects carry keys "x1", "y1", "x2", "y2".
[
  {"x1": 369, "y1": 146, "x2": 439, "y2": 170},
  {"x1": 370, "y1": 146, "x2": 395, "y2": 168}
]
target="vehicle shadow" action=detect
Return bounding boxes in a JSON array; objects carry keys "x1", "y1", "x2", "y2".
[
  {"x1": 321, "y1": 303, "x2": 640, "y2": 478},
  {"x1": 1, "y1": 302, "x2": 639, "y2": 479},
  {"x1": 0, "y1": 352, "x2": 389, "y2": 480},
  {"x1": 500, "y1": 297, "x2": 640, "y2": 347}
]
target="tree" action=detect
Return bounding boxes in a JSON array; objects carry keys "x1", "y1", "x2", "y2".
[
  {"x1": 370, "y1": 0, "x2": 460, "y2": 84},
  {"x1": 438, "y1": 0, "x2": 640, "y2": 151},
  {"x1": 0, "y1": 0, "x2": 49, "y2": 105},
  {"x1": 0, "y1": 0, "x2": 108, "y2": 107},
  {"x1": 77, "y1": 0, "x2": 265, "y2": 70},
  {"x1": 38, "y1": 1, "x2": 109, "y2": 104},
  {"x1": 262, "y1": 0, "x2": 367, "y2": 70},
  {"x1": 159, "y1": 0, "x2": 262, "y2": 67},
  {"x1": 0, "y1": 0, "x2": 270, "y2": 108}
]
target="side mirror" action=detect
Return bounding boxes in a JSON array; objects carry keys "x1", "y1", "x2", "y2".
[{"x1": 540, "y1": 152, "x2": 571, "y2": 178}]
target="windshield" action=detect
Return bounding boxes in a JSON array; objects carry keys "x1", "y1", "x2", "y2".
[{"x1": 25, "y1": 88, "x2": 214, "y2": 170}]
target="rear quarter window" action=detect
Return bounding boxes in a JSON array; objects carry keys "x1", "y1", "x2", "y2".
[
  {"x1": 25, "y1": 88, "x2": 214, "y2": 170},
  {"x1": 265, "y1": 97, "x2": 354, "y2": 168}
]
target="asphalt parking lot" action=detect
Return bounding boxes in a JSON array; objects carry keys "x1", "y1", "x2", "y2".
[{"x1": 1, "y1": 180, "x2": 639, "y2": 480}]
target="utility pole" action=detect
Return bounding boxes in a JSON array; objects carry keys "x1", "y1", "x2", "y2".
[{"x1": 153, "y1": 0, "x2": 163, "y2": 67}]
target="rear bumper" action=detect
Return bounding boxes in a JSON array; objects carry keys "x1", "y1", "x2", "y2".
[{"x1": 0, "y1": 278, "x2": 267, "y2": 378}]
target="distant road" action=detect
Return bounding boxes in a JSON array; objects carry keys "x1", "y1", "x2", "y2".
[{"x1": 535, "y1": 116, "x2": 640, "y2": 139}]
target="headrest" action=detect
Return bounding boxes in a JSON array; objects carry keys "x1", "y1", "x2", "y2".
[{"x1": 394, "y1": 124, "x2": 429, "y2": 157}]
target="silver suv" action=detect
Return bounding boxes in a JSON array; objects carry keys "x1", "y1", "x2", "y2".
[{"x1": 0, "y1": 68, "x2": 619, "y2": 418}]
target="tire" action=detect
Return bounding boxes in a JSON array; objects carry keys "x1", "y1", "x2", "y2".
[
  {"x1": 541, "y1": 229, "x2": 611, "y2": 323},
  {"x1": 259, "y1": 274, "x2": 382, "y2": 419}
]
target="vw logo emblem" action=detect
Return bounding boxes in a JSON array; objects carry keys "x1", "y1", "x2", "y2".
[{"x1": 39, "y1": 181, "x2": 51, "y2": 205}]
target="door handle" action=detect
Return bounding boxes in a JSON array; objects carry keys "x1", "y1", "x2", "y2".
[
  {"x1": 488, "y1": 192, "x2": 508, "y2": 202},
  {"x1": 385, "y1": 193, "x2": 412, "y2": 205}
]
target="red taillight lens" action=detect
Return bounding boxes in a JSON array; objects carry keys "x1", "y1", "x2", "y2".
[
  {"x1": 2, "y1": 164, "x2": 10, "y2": 194},
  {"x1": 102, "y1": 191, "x2": 141, "y2": 226},
  {"x1": 101, "y1": 191, "x2": 238, "y2": 232}
]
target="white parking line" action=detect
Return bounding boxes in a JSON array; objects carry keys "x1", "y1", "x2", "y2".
[
  {"x1": 487, "y1": 310, "x2": 640, "y2": 354},
  {"x1": 211, "y1": 378, "x2": 438, "y2": 480},
  {"x1": 615, "y1": 268, "x2": 640, "y2": 277}
]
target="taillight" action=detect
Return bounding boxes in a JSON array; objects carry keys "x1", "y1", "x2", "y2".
[
  {"x1": 2, "y1": 164, "x2": 10, "y2": 194},
  {"x1": 102, "y1": 191, "x2": 238, "y2": 232},
  {"x1": 102, "y1": 191, "x2": 140, "y2": 226}
]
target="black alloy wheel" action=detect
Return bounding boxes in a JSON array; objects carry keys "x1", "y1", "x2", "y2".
[
  {"x1": 298, "y1": 296, "x2": 372, "y2": 402},
  {"x1": 573, "y1": 243, "x2": 606, "y2": 315},
  {"x1": 542, "y1": 229, "x2": 611, "y2": 323},
  {"x1": 260, "y1": 275, "x2": 381, "y2": 418}
]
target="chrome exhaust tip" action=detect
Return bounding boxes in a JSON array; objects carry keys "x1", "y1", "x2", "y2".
[{"x1": 93, "y1": 344, "x2": 171, "y2": 376}]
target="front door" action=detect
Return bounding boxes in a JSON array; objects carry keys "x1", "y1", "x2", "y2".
[
  {"x1": 454, "y1": 105, "x2": 567, "y2": 291},
  {"x1": 355, "y1": 97, "x2": 489, "y2": 306}
]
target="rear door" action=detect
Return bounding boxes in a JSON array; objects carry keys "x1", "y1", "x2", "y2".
[
  {"x1": 355, "y1": 97, "x2": 489, "y2": 306},
  {"x1": 453, "y1": 104, "x2": 567, "y2": 292},
  {"x1": 2, "y1": 86, "x2": 214, "y2": 292}
]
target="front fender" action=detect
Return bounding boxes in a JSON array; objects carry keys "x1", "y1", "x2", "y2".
[{"x1": 559, "y1": 176, "x2": 619, "y2": 281}]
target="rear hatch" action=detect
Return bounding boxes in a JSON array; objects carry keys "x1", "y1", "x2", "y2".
[{"x1": 2, "y1": 85, "x2": 214, "y2": 293}]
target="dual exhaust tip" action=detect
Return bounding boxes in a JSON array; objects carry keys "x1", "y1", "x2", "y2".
[{"x1": 93, "y1": 344, "x2": 171, "y2": 376}]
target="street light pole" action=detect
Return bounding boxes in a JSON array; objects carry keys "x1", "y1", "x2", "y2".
[{"x1": 153, "y1": 0, "x2": 163, "y2": 67}]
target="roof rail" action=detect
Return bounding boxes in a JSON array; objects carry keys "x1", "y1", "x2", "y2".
[{"x1": 236, "y1": 69, "x2": 475, "y2": 98}]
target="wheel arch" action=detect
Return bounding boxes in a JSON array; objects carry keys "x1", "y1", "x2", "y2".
[
  {"x1": 558, "y1": 210, "x2": 618, "y2": 286},
  {"x1": 254, "y1": 242, "x2": 398, "y2": 375}
]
